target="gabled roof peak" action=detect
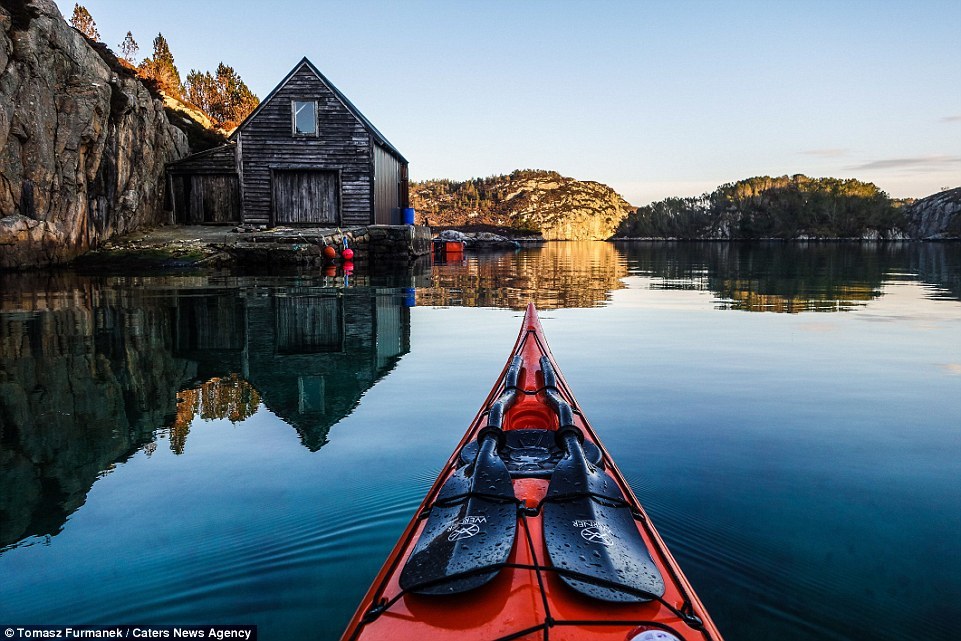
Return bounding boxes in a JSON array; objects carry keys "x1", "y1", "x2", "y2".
[{"x1": 230, "y1": 57, "x2": 406, "y2": 163}]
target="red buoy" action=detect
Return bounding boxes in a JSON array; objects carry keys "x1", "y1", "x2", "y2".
[
  {"x1": 323, "y1": 245, "x2": 338, "y2": 260},
  {"x1": 342, "y1": 248, "x2": 354, "y2": 260}
]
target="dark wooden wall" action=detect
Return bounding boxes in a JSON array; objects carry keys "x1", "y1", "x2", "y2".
[
  {"x1": 167, "y1": 62, "x2": 409, "y2": 228},
  {"x1": 373, "y1": 143, "x2": 404, "y2": 224},
  {"x1": 237, "y1": 64, "x2": 373, "y2": 227},
  {"x1": 169, "y1": 145, "x2": 241, "y2": 224},
  {"x1": 171, "y1": 144, "x2": 237, "y2": 172},
  {"x1": 171, "y1": 174, "x2": 240, "y2": 224}
]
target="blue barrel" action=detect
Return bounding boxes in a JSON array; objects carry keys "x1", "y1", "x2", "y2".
[{"x1": 403, "y1": 207, "x2": 415, "y2": 225}]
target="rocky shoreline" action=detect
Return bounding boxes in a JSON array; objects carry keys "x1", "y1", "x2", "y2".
[
  {"x1": 74, "y1": 224, "x2": 433, "y2": 270},
  {"x1": 71, "y1": 222, "x2": 961, "y2": 274}
]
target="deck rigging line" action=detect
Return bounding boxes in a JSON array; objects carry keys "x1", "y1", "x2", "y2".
[
  {"x1": 350, "y1": 328, "x2": 709, "y2": 640},
  {"x1": 355, "y1": 500, "x2": 708, "y2": 640}
]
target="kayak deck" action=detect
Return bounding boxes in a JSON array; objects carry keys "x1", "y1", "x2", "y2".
[{"x1": 342, "y1": 304, "x2": 722, "y2": 641}]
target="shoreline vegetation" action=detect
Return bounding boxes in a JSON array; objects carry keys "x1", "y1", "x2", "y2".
[
  {"x1": 30, "y1": 175, "x2": 961, "y2": 273},
  {"x1": 616, "y1": 175, "x2": 909, "y2": 241}
]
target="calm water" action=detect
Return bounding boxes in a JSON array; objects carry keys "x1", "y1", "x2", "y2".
[{"x1": 1, "y1": 242, "x2": 959, "y2": 641}]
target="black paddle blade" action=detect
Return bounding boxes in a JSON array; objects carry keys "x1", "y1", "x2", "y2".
[
  {"x1": 399, "y1": 439, "x2": 517, "y2": 595},
  {"x1": 543, "y1": 435, "x2": 665, "y2": 603}
]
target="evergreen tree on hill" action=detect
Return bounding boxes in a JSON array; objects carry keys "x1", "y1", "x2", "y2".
[
  {"x1": 184, "y1": 63, "x2": 260, "y2": 131},
  {"x1": 214, "y1": 63, "x2": 259, "y2": 129},
  {"x1": 69, "y1": 3, "x2": 99, "y2": 40},
  {"x1": 139, "y1": 33, "x2": 183, "y2": 98},
  {"x1": 184, "y1": 69, "x2": 218, "y2": 113}
]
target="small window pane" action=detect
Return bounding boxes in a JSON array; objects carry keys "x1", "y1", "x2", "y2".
[{"x1": 293, "y1": 101, "x2": 316, "y2": 135}]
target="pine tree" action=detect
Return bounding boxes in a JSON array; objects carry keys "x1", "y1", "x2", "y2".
[
  {"x1": 69, "y1": 4, "x2": 99, "y2": 41},
  {"x1": 118, "y1": 31, "x2": 139, "y2": 64},
  {"x1": 214, "y1": 63, "x2": 259, "y2": 129},
  {"x1": 184, "y1": 63, "x2": 259, "y2": 130},
  {"x1": 138, "y1": 33, "x2": 183, "y2": 98},
  {"x1": 185, "y1": 69, "x2": 218, "y2": 113}
]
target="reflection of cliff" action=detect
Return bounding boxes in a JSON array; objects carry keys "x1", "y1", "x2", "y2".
[
  {"x1": 0, "y1": 275, "x2": 195, "y2": 549},
  {"x1": 0, "y1": 273, "x2": 411, "y2": 550},
  {"x1": 418, "y1": 242, "x2": 628, "y2": 309},
  {"x1": 909, "y1": 243, "x2": 961, "y2": 301},
  {"x1": 615, "y1": 242, "x2": 960, "y2": 312}
]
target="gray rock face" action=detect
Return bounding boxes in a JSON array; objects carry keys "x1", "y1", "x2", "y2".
[
  {"x1": 906, "y1": 188, "x2": 961, "y2": 240},
  {"x1": 0, "y1": 0, "x2": 189, "y2": 269}
]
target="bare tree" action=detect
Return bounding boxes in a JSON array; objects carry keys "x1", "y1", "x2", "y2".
[{"x1": 119, "y1": 31, "x2": 139, "y2": 64}]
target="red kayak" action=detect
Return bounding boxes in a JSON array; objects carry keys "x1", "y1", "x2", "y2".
[{"x1": 342, "y1": 304, "x2": 723, "y2": 641}]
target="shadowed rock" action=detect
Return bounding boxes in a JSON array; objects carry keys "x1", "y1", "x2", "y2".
[{"x1": 0, "y1": 0, "x2": 189, "y2": 269}]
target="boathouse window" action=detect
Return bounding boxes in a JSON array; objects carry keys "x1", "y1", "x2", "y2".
[{"x1": 292, "y1": 100, "x2": 317, "y2": 136}]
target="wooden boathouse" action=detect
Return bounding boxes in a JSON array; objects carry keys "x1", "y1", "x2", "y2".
[{"x1": 168, "y1": 57, "x2": 409, "y2": 227}]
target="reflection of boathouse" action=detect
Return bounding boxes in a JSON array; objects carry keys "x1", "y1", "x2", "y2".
[
  {"x1": 0, "y1": 279, "x2": 410, "y2": 550},
  {"x1": 173, "y1": 287, "x2": 410, "y2": 450}
]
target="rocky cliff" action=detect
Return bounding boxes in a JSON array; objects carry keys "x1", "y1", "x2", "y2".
[
  {"x1": 412, "y1": 170, "x2": 635, "y2": 241},
  {"x1": 0, "y1": 0, "x2": 189, "y2": 269},
  {"x1": 905, "y1": 187, "x2": 961, "y2": 240}
]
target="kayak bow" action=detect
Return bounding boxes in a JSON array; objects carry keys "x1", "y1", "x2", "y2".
[{"x1": 342, "y1": 304, "x2": 723, "y2": 641}]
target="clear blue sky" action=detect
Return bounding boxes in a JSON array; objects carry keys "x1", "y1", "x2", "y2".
[{"x1": 57, "y1": 0, "x2": 961, "y2": 205}]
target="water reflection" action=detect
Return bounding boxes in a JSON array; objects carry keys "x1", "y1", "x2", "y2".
[
  {"x1": 418, "y1": 241, "x2": 959, "y2": 312},
  {"x1": 616, "y1": 241, "x2": 960, "y2": 311},
  {"x1": 1, "y1": 243, "x2": 958, "y2": 550},
  {"x1": 210, "y1": 243, "x2": 955, "y2": 316},
  {"x1": 0, "y1": 272, "x2": 411, "y2": 549},
  {"x1": 420, "y1": 241, "x2": 629, "y2": 309},
  {"x1": 170, "y1": 375, "x2": 260, "y2": 454}
]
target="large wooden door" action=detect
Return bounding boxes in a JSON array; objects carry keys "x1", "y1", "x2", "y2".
[
  {"x1": 274, "y1": 296, "x2": 343, "y2": 354},
  {"x1": 272, "y1": 170, "x2": 339, "y2": 225},
  {"x1": 192, "y1": 174, "x2": 240, "y2": 224},
  {"x1": 172, "y1": 174, "x2": 240, "y2": 224}
]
